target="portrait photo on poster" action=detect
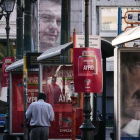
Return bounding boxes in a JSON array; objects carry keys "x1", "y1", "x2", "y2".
[
  {"x1": 42, "y1": 65, "x2": 73, "y2": 106},
  {"x1": 38, "y1": 0, "x2": 62, "y2": 52},
  {"x1": 120, "y1": 51, "x2": 140, "y2": 138}
]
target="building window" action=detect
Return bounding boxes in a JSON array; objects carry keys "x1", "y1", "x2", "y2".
[{"x1": 101, "y1": 7, "x2": 140, "y2": 31}]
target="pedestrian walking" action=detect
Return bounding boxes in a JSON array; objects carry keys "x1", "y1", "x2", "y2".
[{"x1": 26, "y1": 93, "x2": 54, "y2": 140}]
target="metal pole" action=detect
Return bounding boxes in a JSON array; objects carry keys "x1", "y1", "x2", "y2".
[
  {"x1": 117, "y1": 7, "x2": 122, "y2": 48},
  {"x1": 85, "y1": 0, "x2": 89, "y2": 48},
  {"x1": 61, "y1": 0, "x2": 70, "y2": 63},
  {"x1": 16, "y1": 0, "x2": 23, "y2": 60},
  {"x1": 23, "y1": 0, "x2": 32, "y2": 139},
  {"x1": 80, "y1": 0, "x2": 94, "y2": 139},
  {"x1": 71, "y1": 82, "x2": 77, "y2": 140},
  {"x1": 117, "y1": 7, "x2": 122, "y2": 36},
  {"x1": 23, "y1": 0, "x2": 32, "y2": 52},
  {"x1": 102, "y1": 57, "x2": 106, "y2": 140},
  {"x1": 93, "y1": 93, "x2": 97, "y2": 120},
  {"x1": 3, "y1": 10, "x2": 17, "y2": 140},
  {"x1": 23, "y1": 55, "x2": 28, "y2": 140},
  {"x1": 4, "y1": 11, "x2": 10, "y2": 135},
  {"x1": 61, "y1": 0, "x2": 70, "y2": 45},
  {"x1": 39, "y1": 63, "x2": 42, "y2": 92},
  {"x1": 5, "y1": 12, "x2": 10, "y2": 57}
]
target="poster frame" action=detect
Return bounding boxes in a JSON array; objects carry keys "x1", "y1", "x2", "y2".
[
  {"x1": 9, "y1": 71, "x2": 39, "y2": 135},
  {"x1": 114, "y1": 47, "x2": 140, "y2": 140}
]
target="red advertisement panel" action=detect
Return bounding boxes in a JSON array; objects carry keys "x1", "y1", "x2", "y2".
[
  {"x1": 12, "y1": 73, "x2": 38, "y2": 133},
  {"x1": 42, "y1": 65, "x2": 83, "y2": 138},
  {"x1": 1, "y1": 57, "x2": 15, "y2": 87},
  {"x1": 11, "y1": 67, "x2": 83, "y2": 138},
  {"x1": 73, "y1": 48, "x2": 102, "y2": 93}
]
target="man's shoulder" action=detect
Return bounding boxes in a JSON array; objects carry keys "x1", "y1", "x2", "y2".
[
  {"x1": 43, "y1": 102, "x2": 53, "y2": 108},
  {"x1": 44, "y1": 102, "x2": 52, "y2": 106},
  {"x1": 30, "y1": 102, "x2": 37, "y2": 106},
  {"x1": 31, "y1": 101, "x2": 52, "y2": 107}
]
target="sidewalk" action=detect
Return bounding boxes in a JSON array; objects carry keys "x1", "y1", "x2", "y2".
[
  {"x1": 0, "y1": 127, "x2": 113, "y2": 140},
  {"x1": 106, "y1": 127, "x2": 113, "y2": 140}
]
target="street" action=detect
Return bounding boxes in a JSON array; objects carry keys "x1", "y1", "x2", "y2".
[
  {"x1": 0, "y1": 134, "x2": 2, "y2": 140},
  {"x1": 106, "y1": 127, "x2": 113, "y2": 140},
  {"x1": 0, "y1": 127, "x2": 113, "y2": 140}
]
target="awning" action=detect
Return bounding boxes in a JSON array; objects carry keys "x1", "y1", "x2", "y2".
[
  {"x1": 101, "y1": 38, "x2": 115, "y2": 58},
  {"x1": 112, "y1": 26, "x2": 140, "y2": 46},
  {"x1": 37, "y1": 42, "x2": 73, "y2": 62},
  {"x1": 6, "y1": 59, "x2": 23, "y2": 71}
]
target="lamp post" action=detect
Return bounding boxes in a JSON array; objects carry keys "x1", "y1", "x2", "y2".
[
  {"x1": 3, "y1": 0, "x2": 15, "y2": 57},
  {"x1": 70, "y1": 82, "x2": 77, "y2": 140},
  {"x1": 80, "y1": 0, "x2": 95, "y2": 140},
  {"x1": 0, "y1": 0, "x2": 15, "y2": 139}
]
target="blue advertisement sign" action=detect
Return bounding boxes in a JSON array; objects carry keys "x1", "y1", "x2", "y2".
[{"x1": 0, "y1": 114, "x2": 6, "y2": 126}]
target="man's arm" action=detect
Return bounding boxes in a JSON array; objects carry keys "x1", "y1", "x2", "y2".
[
  {"x1": 26, "y1": 103, "x2": 33, "y2": 119},
  {"x1": 49, "y1": 105, "x2": 54, "y2": 121}
]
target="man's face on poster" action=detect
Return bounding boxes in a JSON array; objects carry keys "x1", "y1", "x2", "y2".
[
  {"x1": 121, "y1": 53, "x2": 140, "y2": 123},
  {"x1": 39, "y1": 1, "x2": 61, "y2": 52}
]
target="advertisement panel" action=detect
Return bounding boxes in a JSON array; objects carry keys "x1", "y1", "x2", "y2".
[
  {"x1": 0, "y1": 57, "x2": 15, "y2": 123},
  {"x1": 32, "y1": 0, "x2": 62, "y2": 52},
  {"x1": 73, "y1": 48, "x2": 102, "y2": 93},
  {"x1": 1, "y1": 57, "x2": 15, "y2": 87},
  {"x1": 11, "y1": 72, "x2": 38, "y2": 133},
  {"x1": 114, "y1": 48, "x2": 140, "y2": 140},
  {"x1": 11, "y1": 67, "x2": 83, "y2": 138},
  {"x1": 42, "y1": 65, "x2": 83, "y2": 138}
]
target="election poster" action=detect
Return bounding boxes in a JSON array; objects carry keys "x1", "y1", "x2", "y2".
[
  {"x1": 11, "y1": 72, "x2": 38, "y2": 133},
  {"x1": 73, "y1": 48, "x2": 102, "y2": 93},
  {"x1": 114, "y1": 48, "x2": 140, "y2": 140},
  {"x1": 42, "y1": 65, "x2": 83, "y2": 138},
  {"x1": 11, "y1": 67, "x2": 83, "y2": 138},
  {"x1": 31, "y1": 0, "x2": 62, "y2": 52},
  {"x1": 1, "y1": 57, "x2": 15, "y2": 87}
]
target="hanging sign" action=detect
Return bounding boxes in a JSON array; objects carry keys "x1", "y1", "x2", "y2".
[
  {"x1": 73, "y1": 48, "x2": 102, "y2": 93},
  {"x1": 76, "y1": 35, "x2": 101, "y2": 48},
  {"x1": 1, "y1": 57, "x2": 15, "y2": 87},
  {"x1": 124, "y1": 11, "x2": 140, "y2": 24}
]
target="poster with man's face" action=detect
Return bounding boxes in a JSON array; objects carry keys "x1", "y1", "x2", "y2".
[
  {"x1": 32, "y1": 0, "x2": 62, "y2": 52},
  {"x1": 116, "y1": 48, "x2": 140, "y2": 140},
  {"x1": 42, "y1": 65, "x2": 83, "y2": 138}
]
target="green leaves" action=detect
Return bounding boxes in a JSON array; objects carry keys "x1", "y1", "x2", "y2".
[
  {"x1": 0, "y1": 43, "x2": 7, "y2": 60},
  {"x1": 0, "y1": 42, "x2": 16, "y2": 62}
]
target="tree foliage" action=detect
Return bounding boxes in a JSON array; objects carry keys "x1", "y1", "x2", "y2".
[{"x1": 0, "y1": 42, "x2": 15, "y2": 62}]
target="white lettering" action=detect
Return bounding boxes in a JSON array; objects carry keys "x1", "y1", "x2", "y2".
[
  {"x1": 5, "y1": 59, "x2": 12, "y2": 64},
  {"x1": 83, "y1": 65, "x2": 94, "y2": 70},
  {"x1": 59, "y1": 94, "x2": 71, "y2": 103},
  {"x1": 83, "y1": 59, "x2": 93, "y2": 63},
  {"x1": 60, "y1": 129, "x2": 72, "y2": 132},
  {"x1": 27, "y1": 97, "x2": 37, "y2": 103}
]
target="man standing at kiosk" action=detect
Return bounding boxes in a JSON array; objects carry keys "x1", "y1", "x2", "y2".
[{"x1": 26, "y1": 93, "x2": 54, "y2": 140}]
